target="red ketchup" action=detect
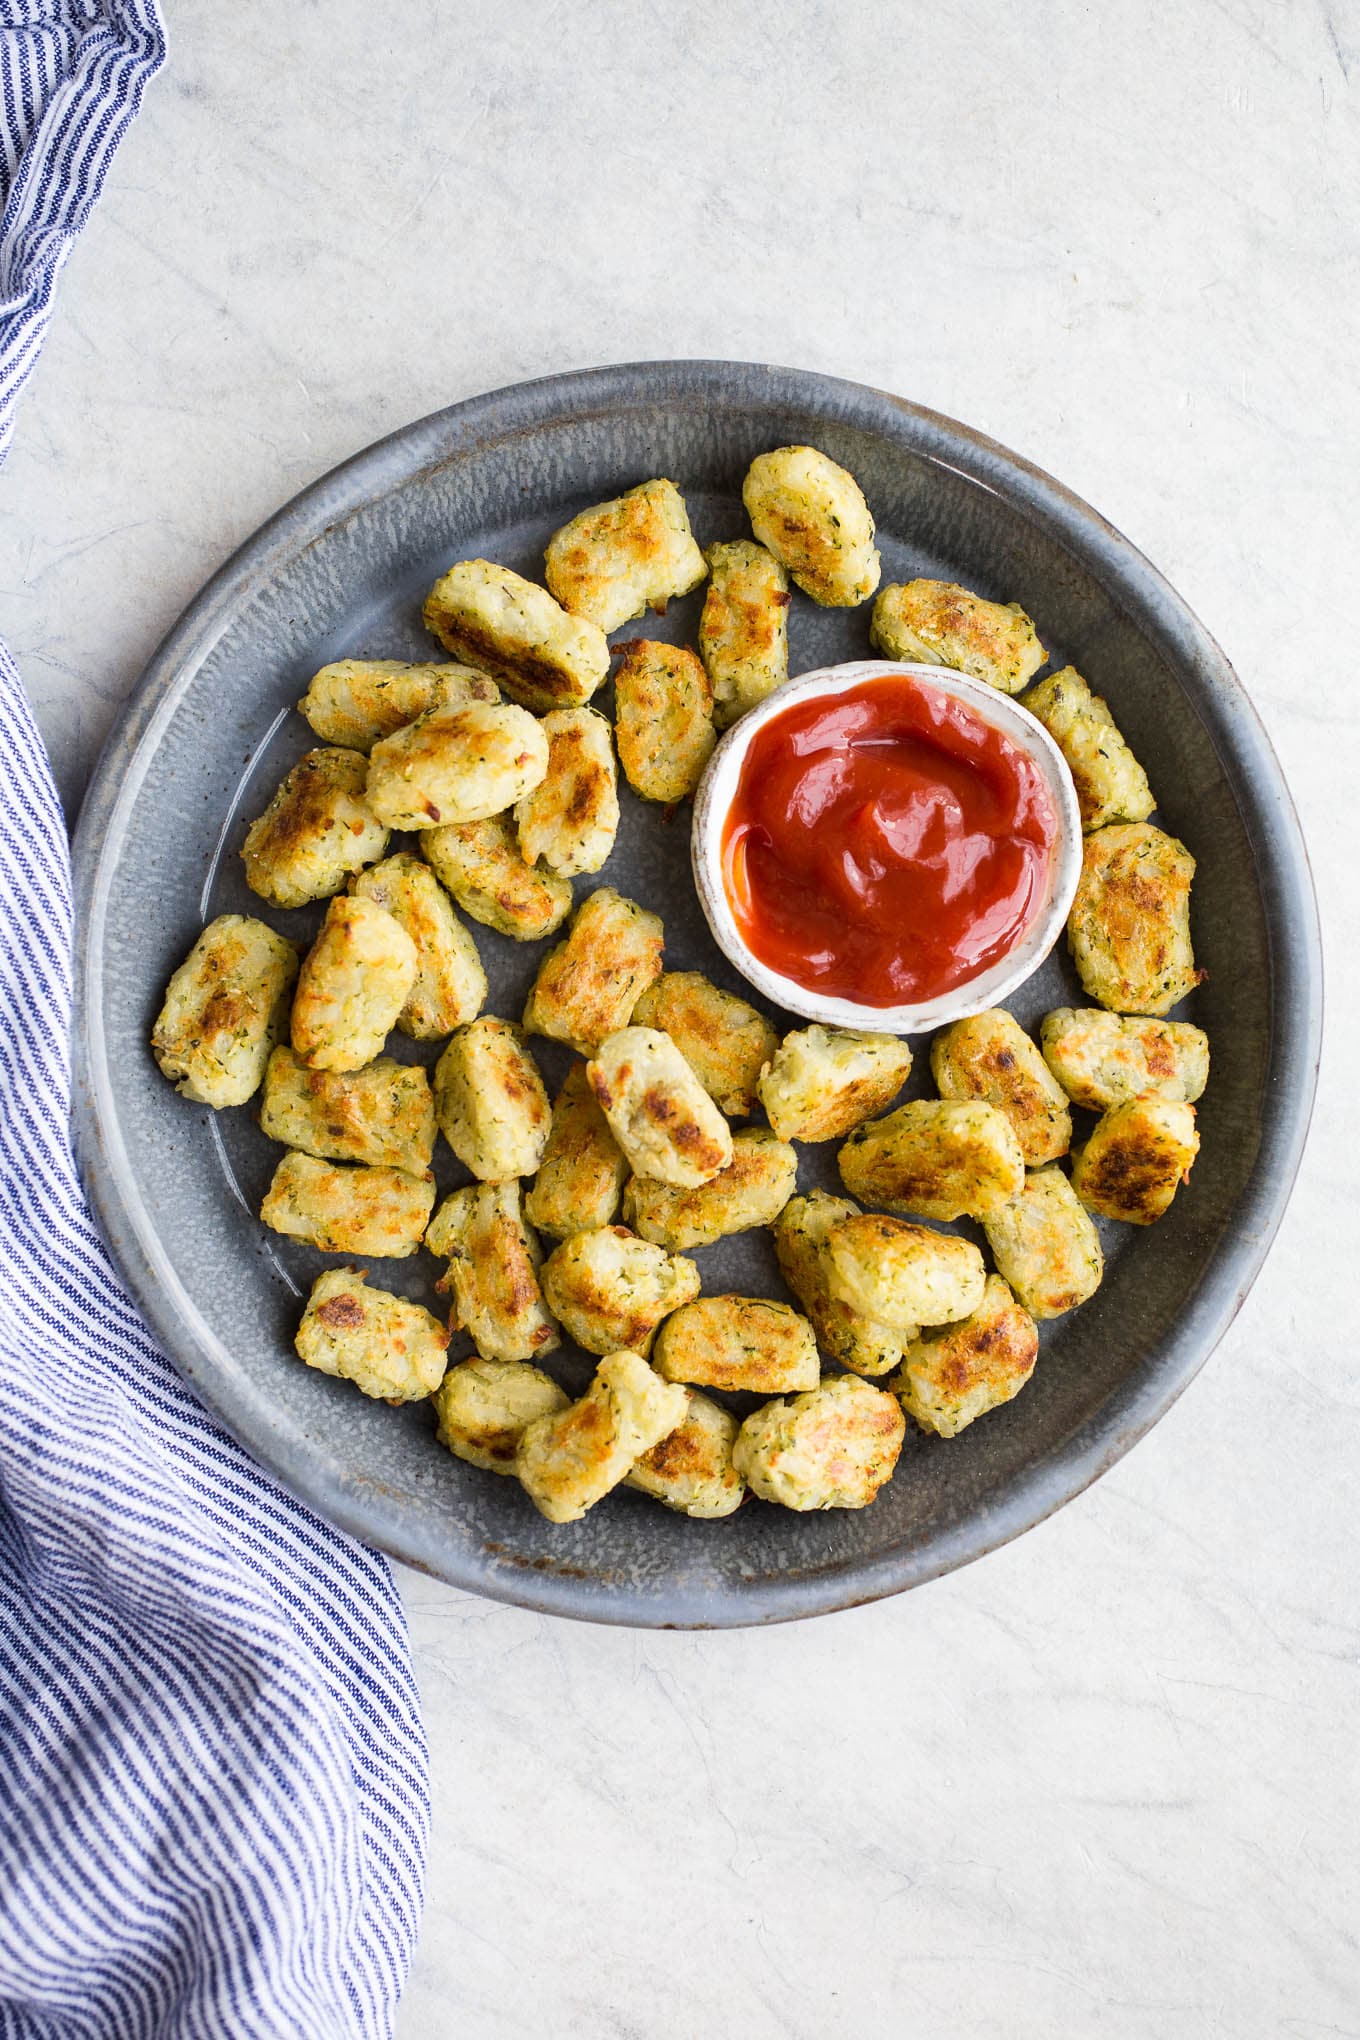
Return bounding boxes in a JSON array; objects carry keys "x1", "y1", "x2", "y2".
[{"x1": 721, "y1": 675, "x2": 1058, "y2": 1008}]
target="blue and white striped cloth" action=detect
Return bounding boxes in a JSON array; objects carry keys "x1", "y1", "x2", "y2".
[{"x1": 0, "y1": 7, "x2": 429, "y2": 2034}]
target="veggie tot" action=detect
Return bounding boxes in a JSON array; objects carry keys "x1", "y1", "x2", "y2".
[
  {"x1": 983, "y1": 1165, "x2": 1103, "y2": 1320},
  {"x1": 774, "y1": 1191, "x2": 912, "y2": 1378},
  {"x1": 433, "y1": 1018, "x2": 550, "y2": 1181},
  {"x1": 890, "y1": 1275, "x2": 1039, "y2": 1438},
  {"x1": 151, "y1": 914, "x2": 297, "y2": 1108},
  {"x1": 698, "y1": 539, "x2": 790, "y2": 728},
  {"x1": 1040, "y1": 1007, "x2": 1210, "y2": 1110},
  {"x1": 259, "y1": 1047, "x2": 435, "y2": 1174},
  {"x1": 733, "y1": 1375, "x2": 905, "y2": 1511},
  {"x1": 421, "y1": 815, "x2": 572, "y2": 942},
  {"x1": 291, "y1": 896, "x2": 418, "y2": 1072},
  {"x1": 1068, "y1": 823, "x2": 1202, "y2": 1016},
  {"x1": 869, "y1": 579, "x2": 1045, "y2": 695},
  {"x1": 241, "y1": 748, "x2": 388, "y2": 909},
  {"x1": 297, "y1": 660, "x2": 499, "y2": 751},
  {"x1": 295, "y1": 1268, "x2": 449, "y2": 1402},
  {"x1": 652, "y1": 1295, "x2": 820, "y2": 1395},
  {"x1": 432, "y1": 1357, "x2": 569, "y2": 1474},
  {"x1": 623, "y1": 1127, "x2": 798, "y2": 1251},
  {"x1": 365, "y1": 699, "x2": 548, "y2": 832},
  {"x1": 930, "y1": 1010, "x2": 1072, "y2": 1167},
  {"x1": 351, "y1": 852, "x2": 486, "y2": 1039},
  {"x1": 587, "y1": 1027, "x2": 733, "y2": 1187},
  {"x1": 837, "y1": 1099, "x2": 1024, "y2": 1221},
  {"x1": 522, "y1": 888, "x2": 664, "y2": 1056},
  {"x1": 524, "y1": 1063, "x2": 630, "y2": 1240},
  {"x1": 625, "y1": 1390, "x2": 745, "y2": 1519},
  {"x1": 630, "y1": 971, "x2": 777, "y2": 1117},
  {"x1": 260, "y1": 1152, "x2": 434, "y2": 1258},
  {"x1": 1021, "y1": 666, "x2": 1154, "y2": 830},
  {"x1": 612, "y1": 640, "x2": 716, "y2": 804},
  {"x1": 1071, "y1": 1096, "x2": 1200, "y2": 1225},
  {"x1": 823, "y1": 1213, "x2": 987, "y2": 1330},
  {"x1": 513, "y1": 706, "x2": 619, "y2": 876},
  {"x1": 742, "y1": 446, "x2": 880, "y2": 607},
  {"x1": 426, "y1": 1180, "x2": 560, "y2": 1363},
  {"x1": 544, "y1": 478, "x2": 706, "y2": 633},
  {"x1": 422, "y1": 558, "x2": 610, "y2": 712},
  {"x1": 757, "y1": 1025, "x2": 913, "y2": 1143},
  {"x1": 540, "y1": 1225, "x2": 700, "y2": 1357},
  {"x1": 515, "y1": 1349, "x2": 688, "y2": 1524}
]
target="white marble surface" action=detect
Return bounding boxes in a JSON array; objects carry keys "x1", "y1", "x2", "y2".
[{"x1": 2, "y1": 2, "x2": 1356, "y2": 2032}]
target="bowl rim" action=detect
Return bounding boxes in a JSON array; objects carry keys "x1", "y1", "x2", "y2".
[
  {"x1": 70, "y1": 359, "x2": 1324, "y2": 1628},
  {"x1": 690, "y1": 657, "x2": 1083, "y2": 1034}
]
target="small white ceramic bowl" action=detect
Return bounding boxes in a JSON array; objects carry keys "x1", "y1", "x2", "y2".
[{"x1": 691, "y1": 659, "x2": 1083, "y2": 1036}]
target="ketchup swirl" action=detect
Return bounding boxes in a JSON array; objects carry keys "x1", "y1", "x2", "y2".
[{"x1": 721, "y1": 675, "x2": 1057, "y2": 1008}]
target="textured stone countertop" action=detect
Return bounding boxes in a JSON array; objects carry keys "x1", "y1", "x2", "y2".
[{"x1": 1, "y1": 3, "x2": 1354, "y2": 2033}]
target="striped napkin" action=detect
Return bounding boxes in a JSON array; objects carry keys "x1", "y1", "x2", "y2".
[{"x1": 0, "y1": 8, "x2": 429, "y2": 2033}]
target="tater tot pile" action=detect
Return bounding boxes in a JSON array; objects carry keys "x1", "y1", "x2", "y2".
[{"x1": 152, "y1": 445, "x2": 1205, "y2": 1533}]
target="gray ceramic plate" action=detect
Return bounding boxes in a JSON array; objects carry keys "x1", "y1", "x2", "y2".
[{"x1": 72, "y1": 362, "x2": 1321, "y2": 1628}]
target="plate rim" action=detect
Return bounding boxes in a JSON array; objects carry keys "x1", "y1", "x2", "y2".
[{"x1": 70, "y1": 359, "x2": 1324, "y2": 1627}]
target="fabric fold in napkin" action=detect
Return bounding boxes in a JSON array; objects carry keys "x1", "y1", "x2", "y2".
[{"x1": 0, "y1": 9, "x2": 429, "y2": 2036}]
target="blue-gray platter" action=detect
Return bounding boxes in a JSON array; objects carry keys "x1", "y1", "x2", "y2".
[{"x1": 71, "y1": 362, "x2": 1322, "y2": 1627}]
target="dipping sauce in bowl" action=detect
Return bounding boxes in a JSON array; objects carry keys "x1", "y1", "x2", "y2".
[
  {"x1": 692, "y1": 660, "x2": 1081, "y2": 1034},
  {"x1": 721, "y1": 673, "x2": 1059, "y2": 1008}
]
